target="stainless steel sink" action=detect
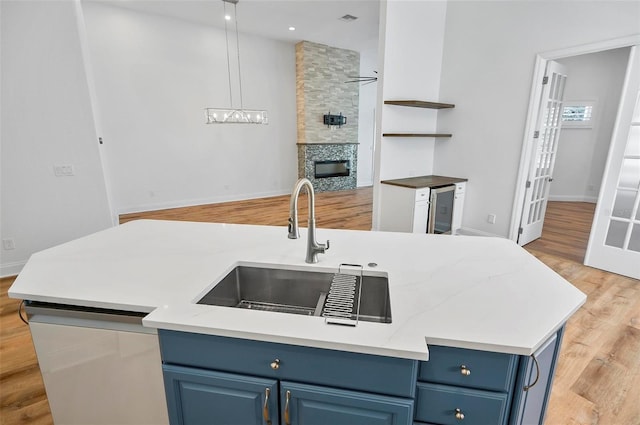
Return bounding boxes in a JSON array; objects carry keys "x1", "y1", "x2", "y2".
[{"x1": 197, "y1": 265, "x2": 392, "y2": 323}]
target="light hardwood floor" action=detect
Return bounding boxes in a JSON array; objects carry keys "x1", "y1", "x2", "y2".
[{"x1": 1, "y1": 192, "x2": 638, "y2": 424}]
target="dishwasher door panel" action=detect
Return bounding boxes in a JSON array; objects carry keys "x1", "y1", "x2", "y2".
[{"x1": 30, "y1": 321, "x2": 169, "y2": 425}]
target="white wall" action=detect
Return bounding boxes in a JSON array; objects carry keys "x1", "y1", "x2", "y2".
[
  {"x1": 1, "y1": 0, "x2": 113, "y2": 277},
  {"x1": 82, "y1": 2, "x2": 298, "y2": 214},
  {"x1": 357, "y1": 37, "x2": 379, "y2": 187},
  {"x1": 551, "y1": 48, "x2": 630, "y2": 203},
  {"x1": 434, "y1": 1, "x2": 640, "y2": 238},
  {"x1": 372, "y1": 0, "x2": 447, "y2": 228}
]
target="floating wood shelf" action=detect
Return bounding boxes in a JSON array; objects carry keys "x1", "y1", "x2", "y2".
[
  {"x1": 384, "y1": 100, "x2": 455, "y2": 109},
  {"x1": 383, "y1": 133, "x2": 452, "y2": 138}
]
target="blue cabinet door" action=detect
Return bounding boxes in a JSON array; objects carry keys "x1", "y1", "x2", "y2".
[
  {"x1": 163, "y1": 364, "x2": 278, "y2": 425},
  {"x1": 281, "y1": 381, "x2": 413, "y2": 425},
  {"x1": 510, "y1": 328, "x2": 563, "y2": 425}
]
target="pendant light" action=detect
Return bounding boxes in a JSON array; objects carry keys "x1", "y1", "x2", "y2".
[{"x1": 205, "y1": 0, "x2": 268, "y2": 124}]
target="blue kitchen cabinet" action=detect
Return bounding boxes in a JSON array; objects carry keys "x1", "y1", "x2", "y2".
[
  {"x1": 413, "y1": 328, "x2": 564, "y2": 425},
  {"x1": 281, "y1": 381, "x2": 413, "y2": 425},
  {"x1": 159, "y1": 330, "x2": 416, "y2": 425},
  {"x1": 414, "y1": 346, "x2": 517, "y2": 425},
  {"x1": 163, "y1": 365, "x2": 279, "y2": 425},
  {"x1": 158, "y1": 328, "x2": 564, "y2": 425},
  {"x1": 510, "y1": 330, "x2": 563, "y2": 425}
]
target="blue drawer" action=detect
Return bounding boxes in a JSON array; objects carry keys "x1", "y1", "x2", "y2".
[
  {"x1": 415, "y1": 382, "x2": 509, "y2": 425},
  {"x1": 419, "y1": 345, "x2": 517, "y2": 392},
  {"x1": 159, "y1": 330, "x2": 418, "y2": 398}
]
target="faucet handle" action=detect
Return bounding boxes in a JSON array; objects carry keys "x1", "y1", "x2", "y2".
[{"x1": 317, "y1": 240, "x2": 329, "y2": 253}]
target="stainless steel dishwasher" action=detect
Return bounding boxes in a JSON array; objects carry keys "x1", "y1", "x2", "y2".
[{"x1": 25, "y1": 302, "x2": 169, "y2": 425}]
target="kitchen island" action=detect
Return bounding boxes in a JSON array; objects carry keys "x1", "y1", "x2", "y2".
[{"x1": 10, "y1": 219, "x2": 585, "y2": 424}]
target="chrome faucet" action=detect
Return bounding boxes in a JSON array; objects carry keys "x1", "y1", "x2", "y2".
[{"x1": 288, "y1": 178, "x2": 329, "y2": 263}]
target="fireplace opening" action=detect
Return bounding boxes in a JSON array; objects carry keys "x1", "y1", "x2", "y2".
[{"x1": 314, "y1": 160, "x2": 351, "y2": 178}]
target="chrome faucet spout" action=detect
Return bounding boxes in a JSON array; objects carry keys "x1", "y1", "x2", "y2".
[{"x1": 288, "y1": 178, "x2": 329, "y2": 263}]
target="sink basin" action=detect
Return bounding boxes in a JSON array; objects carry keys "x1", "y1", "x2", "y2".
[{"x1": 197, "y1": 265, "x2": 392, "y2": 323}]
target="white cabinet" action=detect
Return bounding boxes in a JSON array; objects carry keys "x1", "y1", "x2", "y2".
[
  {"x1": 379, "y1": 180, "x2": 466, "y2": 235},
  {"x1": 379, "y1": 184, "x2": 430, "y2": 233},
  {"x1": 452, "y1": 182, "x2": 466, "y2": 234}
]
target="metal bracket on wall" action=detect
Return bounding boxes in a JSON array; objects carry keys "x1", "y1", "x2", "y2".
[{"x1": 323, "y1": 112, "x2": 347, "y2": 128}]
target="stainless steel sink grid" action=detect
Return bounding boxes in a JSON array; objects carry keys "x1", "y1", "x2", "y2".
[
  {"x1": 197, "y1": 265, "x2": 391, "y2": 324},
  {"x1": 322, "y1": 264, "x2": 362, "y2": 327}
]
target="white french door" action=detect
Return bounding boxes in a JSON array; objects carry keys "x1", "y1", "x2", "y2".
[
  {"x1": 585, "y1": 47, "x2": 640, "y2": 279},
  {"x1": 518, "y1": 61, "x2": 568, "y2": 246}
]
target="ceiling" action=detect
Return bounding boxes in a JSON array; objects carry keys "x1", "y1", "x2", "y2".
[{"x1": 87, "y1": 0, "x2": 380, "y2": 52}]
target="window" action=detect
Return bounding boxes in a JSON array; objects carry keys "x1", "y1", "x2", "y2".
[{"x1": 562, "y1": 100, "x2": 596, "y2": 128}]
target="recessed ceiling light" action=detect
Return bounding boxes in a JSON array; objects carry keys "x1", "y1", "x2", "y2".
[
  {"x1": 339, "y1": 14, "x2": 358, "y2": 22},
  {"x1": 288, "y1": 26, "x2": 295, "y2": 31},
  {"x1": 224, "y1": 14, "x2": 231, "y2": 21}
]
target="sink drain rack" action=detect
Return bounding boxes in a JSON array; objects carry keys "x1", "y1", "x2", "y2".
[
  {"x1": 322, "y1": 263, "x2": 362, "y2": 327},
  {"x1": 236, "y1": 300, "x2": 316, "y2": 316}
]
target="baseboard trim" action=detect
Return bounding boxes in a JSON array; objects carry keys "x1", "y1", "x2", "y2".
[
  {"x1": 457, "y1": 227, "x2": 505, "y2": 238},
  {"x1": 117, "y1": 189, "x2": 291, "y2": 216},
  {"x1": 548, "y1": 195, "x2": 597, "y2": 203},
  {"x1": 1, "y1": 261, "x2": 25, "y2": 278}
]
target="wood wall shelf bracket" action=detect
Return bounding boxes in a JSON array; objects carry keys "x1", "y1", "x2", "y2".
[{"x1": 384, "y1": 100, "x2": 455, "y2": 109}]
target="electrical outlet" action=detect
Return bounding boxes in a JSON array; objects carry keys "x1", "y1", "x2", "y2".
[
  {"x1": 2, "y1": 239, "x2": 15, "y2": 250},
  {"x1": 54, "y1": 164, "x2": 75, "y2": 177},
  {"x1": 488, "y1": 214, "x2": 497, "y2": 224}
]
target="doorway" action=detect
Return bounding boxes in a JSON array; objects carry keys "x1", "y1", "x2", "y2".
[
  {"x1": 511, "y1": 36, "x2": 640, "y2": 274},
  {"x1": 535, "y1": 48, "x2": 631, "y2": 261}
]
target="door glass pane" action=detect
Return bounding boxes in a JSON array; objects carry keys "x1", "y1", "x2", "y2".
[
  {"x1": 625, "y1": 126, "x2": 640, "y2": 156},
  {"x1": 433, "y1": 189, "x2": 454, "y2": 234},
  {"x1": 629, "y1": 224, "x2": 640, "y2": 252},
  {"x1": 619, "y1": 158, "x2": 640, "y2": 189},
  {"x1": 612, "y1": 189, "x2": 636, "y2": 219},
  {"x1": 605, "y1": 220, "x2": 628, "y2": 249}
]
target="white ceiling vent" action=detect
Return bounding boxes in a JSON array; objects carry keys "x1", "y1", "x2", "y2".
[{"x1": 339, "y1": 14, "x2": 358, "y2": 22}]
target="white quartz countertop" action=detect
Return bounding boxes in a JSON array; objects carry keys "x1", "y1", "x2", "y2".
[{"x1": 10, "y1": 219, "x2": 586, "y2": 360}]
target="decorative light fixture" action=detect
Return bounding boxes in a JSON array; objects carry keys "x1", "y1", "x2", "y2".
[{"x1": 205, "y1": 0, "x2": 268, "y2": 125}]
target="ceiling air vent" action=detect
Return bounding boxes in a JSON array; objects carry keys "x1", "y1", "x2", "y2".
[{"x1": 339, "y1": 14, "x2": 358, "y2": 22}]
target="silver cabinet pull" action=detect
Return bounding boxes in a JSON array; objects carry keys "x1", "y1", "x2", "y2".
[
  {"x1": 284, "y1": 390, "x2": 291, "y2": 425},
  {"x1": 270, "y1": 359, "x2": 280, "y2": 370},
  {"x1": 262, "y1": 388, "x2": 272, "y2": 425},
  {"x1": 455, "y1": 408, "x2": 465, "y2": 420},
  {"x1": 460, "y1": 365, "x2": 471, "y2": 376}
]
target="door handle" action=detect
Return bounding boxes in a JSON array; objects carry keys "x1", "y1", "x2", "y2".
[
  {"x1": 263, "y1": 388, "x2": 272, "y2": 425},
  {"x1": 284, "y1": 390, "x2": 291, "y2": 425}
]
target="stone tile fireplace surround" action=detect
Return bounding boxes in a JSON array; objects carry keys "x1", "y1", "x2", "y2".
[
  {"x1": 297, "y1": 143, "x2": 358, "y2": 192},
  {"x1": 296, "y1": 41, "x2": 359, "y2": 192}
]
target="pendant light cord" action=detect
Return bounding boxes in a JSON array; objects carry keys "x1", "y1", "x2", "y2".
[
  {"x1": 223, "y1": 1, "x2": 234, "y2": 108},
  {"x1": 233, "y1": 2, "x2": 244, "y2": 110}
]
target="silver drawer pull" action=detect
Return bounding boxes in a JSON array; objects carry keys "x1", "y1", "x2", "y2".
[
  {"x1": 270, "y1": 359, "x2": 280, "y2": 370},
  {"x1": 455, "y1": 408, "x2": 465, "y2": 420},
  {"x1": 460, "y1": 365, "x2": 471, "y2": 376}
]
